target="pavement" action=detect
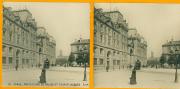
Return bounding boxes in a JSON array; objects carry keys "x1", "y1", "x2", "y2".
[
  {"x1": 94, "y1": 69, "x2": 180, "y2": 88},
  {"x1": 140, "y1": 68, "x2": 179, "y2": 74},
  {"x1": 3, "y1": 67, "x2": 89, "y2": 87}
]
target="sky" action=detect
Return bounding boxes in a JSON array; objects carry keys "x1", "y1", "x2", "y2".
[
  {"x1": 4, "y1": 2, "x2": 90, "y2": 57},
  {"x1": 95, "y1": 3, "x2": 180, "y2": 57}
]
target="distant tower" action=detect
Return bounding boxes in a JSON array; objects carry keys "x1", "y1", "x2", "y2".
[
  {"x1": 151, "y1": 51, "x2": 154, "y2": 58},
  {"x1": 59, "y1": 50, "x2": 63, "y2": 57},
  {"x1": 171, "y1": 36, "x2": 174, "y2": 42}
]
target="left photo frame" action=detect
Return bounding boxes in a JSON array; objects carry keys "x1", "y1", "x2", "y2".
[{"x1": 2, "y1": 2, "x2": 90, "y2": 88}]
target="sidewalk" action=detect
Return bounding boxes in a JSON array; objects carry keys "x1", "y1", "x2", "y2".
[
  {"x1": 3, "y1": 67, "x2": 89, "y2": 87},
  {"x1": 94, "y1": 69, "x2": 180, "y2": 88},
  {"x1": 49, "y1": 66, "x2": 90, "y2": 72},
  {"x1": 140, "y1": 68, "x2": 180, "y2": 74}
]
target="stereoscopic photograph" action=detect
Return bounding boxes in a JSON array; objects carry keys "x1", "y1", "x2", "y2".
[
  {"x1": 2, "y1": 2, "x2": 90, "y2": 87},
  {"x1": 94, "y1": 3, "x2": 180, "y2": 88}
]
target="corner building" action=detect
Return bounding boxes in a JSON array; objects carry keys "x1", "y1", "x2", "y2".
[
  {"x1": 2, "y1": 7, "x2": 56, "y2": 69},
  {"x1": 162, "y1": 40, "x2": 180, "y2": 61},
  {"x1": 71, "y1": 38, "x2": 90, "y2": 61},
  {"x1": 94, "y1": 8, "x2": 129, "y2": 70},
  {"x1": 128, "y1": 28, "x2": 147, "y2": 66}
]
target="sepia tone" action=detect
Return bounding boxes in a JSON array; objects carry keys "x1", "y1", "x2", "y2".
[
  {"x1": 2, "y1": 2, "x2": 90, "y2": 87},
  {"x1": 94, "y1": 3, "x2": 180, "y2": 88}
]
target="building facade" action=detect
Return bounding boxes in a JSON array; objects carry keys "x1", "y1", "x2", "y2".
[
  {"x1": 94, "y1": 8, "x2": 129, "y2": 70},
  {"x1": 128, "y1": 28, "x2": 147, "y2": 66},
  {"x1": 162, "y1": 40, "x2": 180, "y2": 61},
  {"x1": 3, "y1": 7, "x2": 56, "y2": 69},
  {"x1": 70, "y1": 38, "x2": 90, "y2": 64}
]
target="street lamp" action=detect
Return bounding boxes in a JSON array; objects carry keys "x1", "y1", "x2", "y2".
[
  {"x1": 79, "y1": 46, "x2": 88, "y2": 81},
  {"x1": 129, "y1": 37, "x2": 137, "y2": 85},
  {"x1": 129, "y1": 37, "x2": 135, "y2": 68},
  {"x1": 174, "y1": 49, "x2": 178, "y2": 83},
  {"x1": 171, "y1": 42, "x2": 179, "y2": 83},
  {"x1": 39, "y1": 48, "x2": 42, "y2": 68}
]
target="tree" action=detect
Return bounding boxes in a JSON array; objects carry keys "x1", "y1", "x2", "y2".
[
  {"x1": 68, "y1": 53, "x2": 75, "y2": 66},
  {"x1": 178, "y1": 54, "x2": 180, "y2": 65},
  {"x1": 159, "y1": 55, "x2": 166, "y2": 68},
  {"x1": 167, "y1": 55, "x2": 176, "y2": 68},
  {"x1": 147, "y1": 59, "x2": 159, "y2": 67},
  {"x1": 56, "y1": 58, "x2": 68, "y2": 66},
  {"x1": 85, "y1": 52, "x2": 90, "y2": 65},
  {"x1": 76, "y1": 53, "x2": 83, "y2": 66}
]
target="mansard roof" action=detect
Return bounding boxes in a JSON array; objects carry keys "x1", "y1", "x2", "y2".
[
  {"x1": 71, "y1": 39, "x2": 90, "y2": 45},
  {"x1": 94, "y1": 7, "x2": 128, "y2": 32},
  {"x1": 3, "y1": 6, "x2": 37, "y2": 30},
  {"x1": 162, "y1": 40, "x2": 180, "y2": 47},
  {"x1": 128, "y1": 28, "x2": 147, "y2": 46}
]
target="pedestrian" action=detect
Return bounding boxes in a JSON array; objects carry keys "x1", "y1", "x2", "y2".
[
  {"x1": 39, "y1": 68, "x2": 46, "y2": 84},
  {"x1": 15, "y1": 65, "x2": 18, "y2": 71},
  {"x1": 106, "y1": 66, "x2": 109, "y2": 72},
  {"x1": 43, "y1": 58, "x2": 49, "y2": 69},
  {"x1": 130, "y1": 68, "x2": 137, "y2": 84}
]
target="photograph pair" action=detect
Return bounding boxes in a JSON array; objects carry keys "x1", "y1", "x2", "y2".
[{"x1": 2, "y1": 2, "x2": 180, "y2": 88}]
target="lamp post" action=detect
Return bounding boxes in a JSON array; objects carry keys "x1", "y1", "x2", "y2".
[
  {"x1": 129, "y1": 37, "x2": 137, "y2": 85},
  {"x1": 39, "y1": 48, "x2": 41, "y2": 68},
  {"x1": 174, "y1": 49, "x2": 178, "y2": 83},
  {"x1": 129, "y1": 37, "x2": 134, "y2": 68},
  {"x1": 80, "y1": 46, "x2": 87, "y2": 81},
  {"x1": 171, "y1": 42, "x2": 179, "y2": 83}
]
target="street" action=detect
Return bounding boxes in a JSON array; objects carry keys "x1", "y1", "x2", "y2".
[
  {"x1": 94, "y1": 68, "x2": 180, "y2": 88},
  {"x1": 3, "y1": 67, "x2": 89, "y2": 87}
]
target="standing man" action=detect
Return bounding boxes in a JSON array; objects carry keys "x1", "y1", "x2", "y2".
[{"x1": 44, "y1": 58, "x2": 50, "y2": 69}]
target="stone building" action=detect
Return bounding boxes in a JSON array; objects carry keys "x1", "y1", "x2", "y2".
[
  {"x1": 70, "y1": 38, "x2": 90, "y2": 64},
  {"x1": 162, "y1": 40, "x2": 180, "y2": 61},
  {"x1": 36, "y1": 27, "x2": 56, "y2": 66},
  {"x1": 128, "y1": 28, "x2": 147, "y2": 66},
  {"x1": 94, "y1": 8, "x2": 129, "y2": 70},
  {"x1": 2, "y1": 6, "x2": 56, "y2": 69}
]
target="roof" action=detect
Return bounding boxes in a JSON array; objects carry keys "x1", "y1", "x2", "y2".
[
  {"x1": 71, "y1": 39, "x2": 89, "y2": 45},
  {"x1": 103, "y1": 10, "x2": 124, "y2": 18},
  {"x1": 3, "y1": 6, "x2": 37, "y2": 30},
  {"x1": 37, "y1": 27, "x2": 47, "y2": 37},
  {"x1": 13, "y1": 9, "x2": 32, "y2": 16},
  {"x1": 94, "y1": 7, "x2": 128, "y2": 32},
  {"x1": 162, "y1": 40, "x2": 180, "y2": 47}
]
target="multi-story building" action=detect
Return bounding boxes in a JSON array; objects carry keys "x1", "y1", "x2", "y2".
[
  {"x1": 70, "y1": 38, "x2": 90, "y2": 64},
  {"x1": 2, "y1": 6, "x2": 56, "y2": 69},
  {"x1": 37, "y1": 27, "x2": 56, "y2": 66},
  {"x1": 128, "y1": 28, "x2": 147, "y2": 66},
  {"x1": 94, "y1": 8, "x2": 129, "y2": 70},
  {"x1": 162, "y1": 40, "x2": 180, "y2": 61}
]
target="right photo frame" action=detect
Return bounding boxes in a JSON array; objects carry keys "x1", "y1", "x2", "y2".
[{"x1": 93, "y1": 3, "x2": 180, "y2": 88}]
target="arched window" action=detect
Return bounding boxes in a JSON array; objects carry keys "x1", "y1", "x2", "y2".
[
  {"x1": 9, "y1": 30, "x2": 13, "y2": 41},
  {"x1": 100, "y1": 48, "x2": 103, "y2": 55},
  {"x1": 3, "y1": 28, "x2": 6, "y2": 38}
]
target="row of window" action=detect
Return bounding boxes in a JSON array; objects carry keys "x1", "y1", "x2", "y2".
[
  {"x1": 94, "y1": 58, "x2": 124, "y2": 65},
  {"x1": 95, "y1": 30, "x2": 128, "y2": 47},
  {"x1": 94, "y1": 47, "x2": 128, "y2": 57},
  {"x1": 94, "y1": 58, "x2": 103, "y2": 65},
  {"x1": 3, "y1": 57, "x2": 31, "y2": 65},
  {"x1": 3, "y1": 57, "x2": 12, "y2": 64},
  {"x1": 3, "y1": 45, "x2": 55, "y2": 61},
  {"x1": 3, "y1": 19, "x2": 37, "y2": 50}
]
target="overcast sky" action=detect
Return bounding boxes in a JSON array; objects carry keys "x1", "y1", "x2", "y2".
[
  {"x1": 95, "y1": 3, "x2": 180, "y2": 57},
  {"x1": 4, "y1": 2, "x2": 90, "y2": 57}
]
